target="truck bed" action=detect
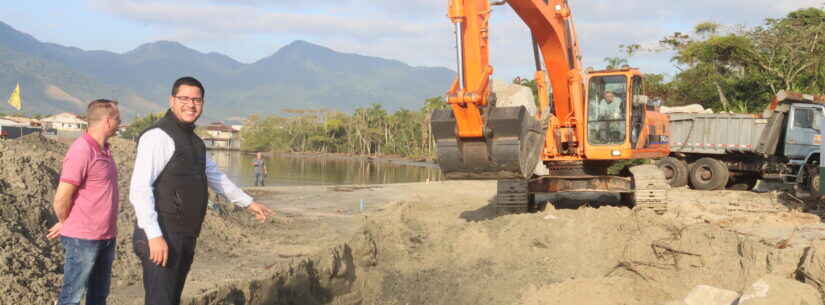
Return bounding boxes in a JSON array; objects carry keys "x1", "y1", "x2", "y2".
[{"x1": 668, "y1": 113, "x2": 770, "y2": 155}]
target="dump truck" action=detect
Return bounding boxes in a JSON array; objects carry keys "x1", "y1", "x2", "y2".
[{"x1": 657, "y1": 91, "x2": 825, "y2": 193}]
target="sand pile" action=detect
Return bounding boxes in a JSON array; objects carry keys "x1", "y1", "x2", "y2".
[
  {"x1": 190, "y1": 197, "x2": 825, "y2": 305},
  {"x1": 0, "y1": 135, "x2": 270, "y2": 304},
  {"x1": 344, "y1": 202, "x2": 811, "y2": 305}
]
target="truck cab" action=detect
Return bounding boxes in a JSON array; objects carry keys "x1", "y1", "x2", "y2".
[
  {"x1": 774, "y1": 102, "x2": 825, "y2": 193},
  {"x1": 786, "y1": 103, "x2": 823, "y2": 160}
]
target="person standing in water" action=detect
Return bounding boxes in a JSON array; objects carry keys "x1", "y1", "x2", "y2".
[{"x1": 252, "y1": 152, "x2": 268, "y2": 186}]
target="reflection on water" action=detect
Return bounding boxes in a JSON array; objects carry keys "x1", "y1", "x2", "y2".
[{"x1": 210, "y1": 150, "x2": 443, "y2": 187}]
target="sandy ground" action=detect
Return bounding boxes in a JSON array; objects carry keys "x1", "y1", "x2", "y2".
[
  {"x1": 115, "y1": 181, "x2": 825, "y2": 305},
  {"x1": 5, "y1": 135, "x2": 825, "y2": 305}
]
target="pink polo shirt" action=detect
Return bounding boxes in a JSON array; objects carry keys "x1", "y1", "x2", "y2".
[{"x1": 59, "y1": 134, "x2": 119, "y2": 240}]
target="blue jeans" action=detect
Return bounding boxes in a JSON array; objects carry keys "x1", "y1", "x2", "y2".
[
  {"x1": 57, "y1": 236, "x2": 116, "y2": 305},
  {"x1": 254, "y1": 172, "x2": 265, "y2": 186}
]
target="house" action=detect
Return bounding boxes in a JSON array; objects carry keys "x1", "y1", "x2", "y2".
[
  {"x1": 0, "y1": 118, "x2": 21, "y2": 126},
  {"x1": 202, "y1": 122, "x2": 240, "y2": 150},
  {"x1": 41, "y1": 113, "x2": 87, "y2": 131},
  {"x1": 117, "y1": 123, "x2": 129, "y2": 135},
  {"x1": 0, "y1": 118, "x2": 40, "y2": 139},
  {"x1": 3, "y1": 116, "x2": 42, "y2": 127}
]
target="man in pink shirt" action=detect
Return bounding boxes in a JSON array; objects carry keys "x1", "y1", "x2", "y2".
[{"x1": 46, "y1": 99, "x2": 121, "y2": 305}]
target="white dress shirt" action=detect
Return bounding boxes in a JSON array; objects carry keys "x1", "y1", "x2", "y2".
[{"x1": 129, "y1": 128, "x2": 253, "y2": 240}]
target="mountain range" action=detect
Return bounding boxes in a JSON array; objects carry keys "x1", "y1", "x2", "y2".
[{"x1": 0, "y1": 21, "x2": 455, "y2": 122}]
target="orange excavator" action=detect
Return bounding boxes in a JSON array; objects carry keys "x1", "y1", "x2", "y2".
[{"x1": 432, "y1": 0, "x2": 672, "y2": 214}]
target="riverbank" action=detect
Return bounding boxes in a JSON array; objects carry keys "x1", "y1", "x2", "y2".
[
  {"x1": 255, "y1": 150, "x2": 438, "y2": 168},
  {"x1": 210, "y1": 149, "x2": 442, "y2": 187},
  {"x1": 282, "y1": 151, "x2": 437, "y2": 168}
]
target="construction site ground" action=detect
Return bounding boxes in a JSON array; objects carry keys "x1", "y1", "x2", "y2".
[
  {"x1": 4, "y1": 135, "x2": 825, "y2": 305},
  {"x1": 121, "y1": 181, "x2": 825, "y2": 305}
]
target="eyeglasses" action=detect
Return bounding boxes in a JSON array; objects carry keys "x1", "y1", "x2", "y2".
[{"x1": 174, "y1": 96, "x2": 204, "y2": 105}]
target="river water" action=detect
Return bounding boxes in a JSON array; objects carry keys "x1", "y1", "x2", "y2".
[{"x1": 209, "y1": 150, "x2": 443, "y2": 187}]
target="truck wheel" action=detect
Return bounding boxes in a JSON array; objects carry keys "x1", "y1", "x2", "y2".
[
  {"x1": 656, "y1": 157, "x2": 688, "y2": 187},
  {"x1": 689, "y1": 158, "x2": 730, "y2": 190},
  {"x1": 808, "y1": 167, "x2": 820, "y2": 195}
]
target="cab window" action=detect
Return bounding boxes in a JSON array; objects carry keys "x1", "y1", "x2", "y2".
[
  {"x1": 794, "y1": 108, "x2": 815, "y2": 129},
  {"x1": 587, "y1": 75, "x2": 627, "y2": 145}
]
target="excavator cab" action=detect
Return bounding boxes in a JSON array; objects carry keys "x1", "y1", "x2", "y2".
[
  {"x1": 586, "y1": 74, "x2": 628, "y2": 146},
  {"x1": 582, "y1": 69, "x2": 666, "y2": 160}
]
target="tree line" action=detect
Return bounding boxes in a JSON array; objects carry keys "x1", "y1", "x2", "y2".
[
  {"x1": 613, "y1": 7, "x2": 824, "y2": 113},
  {"x1": 240, "y1": 98, "x2": 447, "y2": 159}
]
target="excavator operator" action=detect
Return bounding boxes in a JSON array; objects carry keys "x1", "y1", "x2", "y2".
[{"x1": 588, "y1": 89, "x2": 626, "y2": 144}]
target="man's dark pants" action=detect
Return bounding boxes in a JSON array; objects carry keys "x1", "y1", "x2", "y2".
[
  {"x1": 133, "y1": 228, "x2": 197, "y2": 305},
  {"x1": 57, "y1": 236, "x2": 116, "y2": 305}
]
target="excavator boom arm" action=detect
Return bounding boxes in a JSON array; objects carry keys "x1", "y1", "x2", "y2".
[
  {"x1": 507, "y1": 0, "x2": 583, "y2": 120},
  {"x1": 448, "y1": 0, "x2": 583, "y2": 134},
  {"x1": 433, "y1": 0, "x2": 586, "y2": 179}
]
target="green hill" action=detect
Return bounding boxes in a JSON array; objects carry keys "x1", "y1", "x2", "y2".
[{"x1": 0, "y1": 21, "x2": 454, "y2": 122}]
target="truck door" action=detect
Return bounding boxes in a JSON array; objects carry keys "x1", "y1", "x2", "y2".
[
  {"x1": 785, "y1": 105, "x2": 823, "y2": 159},
  {"x1": 821, "y1": 114, "x2": 825, "y2": 195}
]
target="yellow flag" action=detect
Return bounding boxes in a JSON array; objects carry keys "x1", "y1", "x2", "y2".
[{"x1": 6, "y1": 83, "x2": 21, "y2": 111}]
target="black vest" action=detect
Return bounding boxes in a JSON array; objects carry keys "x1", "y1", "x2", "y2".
[{"x1": 139, "y1": 110, "x2": 209, "y2": 236}]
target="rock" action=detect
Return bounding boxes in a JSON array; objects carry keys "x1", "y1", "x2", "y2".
[
  {"x1": 491, "y1": 79, "x2": 536, "y2": 116},
  {"x1": 660, "y1": 104, "x2": 713, "y2": 114},
  {"x1": 738, "y1": 275, "x2": 822, "y2": 305},
  {"x1": 682, "y1": 285, "x2": 739, "y2": 305},
  {"x1": 491, "y1": 79, "x2": 549, "y2": 176}
]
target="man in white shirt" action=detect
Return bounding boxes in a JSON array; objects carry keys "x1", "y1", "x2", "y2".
[{"x1": 129, "y1": 76, "x2": 274, "y2": 305}]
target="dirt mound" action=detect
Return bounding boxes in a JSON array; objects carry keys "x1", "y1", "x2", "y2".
[
  {"x1": 0, "y1": 135, "x2": 67, "y2": 303},
  {"x1": 342, "y1": 202, "x2": 808, "y2": 305},
  {"x1": 189, "y1": 194, "x2": 824, "y2": 305},
  {"x1": 0, "y1": 135, "x2": 147, "y2": 303},
  {"x1": 0, "y1": 135, "x2": 272, "y2": 304}
]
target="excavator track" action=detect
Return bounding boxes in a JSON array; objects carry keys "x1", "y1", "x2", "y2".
[
  {"x1": 496, "y1": 179, "x2": 531, "y2": 215},
  {"x1": 628, "y1": 165, "x2": 670, "y2": 213}
]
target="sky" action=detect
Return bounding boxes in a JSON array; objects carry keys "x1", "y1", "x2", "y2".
[{"x1": 0, "y1": 0, "x2": 822, "y2": 81}]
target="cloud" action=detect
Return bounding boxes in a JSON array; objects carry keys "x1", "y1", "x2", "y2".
[
  {"x1": 90, "y1": 0, "x2": 823, "y2": 79},
  {"x1": 91, "y1": 0, "x2": 434, "y2": 38},
  {"x1": 207, "y1": 0, "x2": 442, "y2": 17}
]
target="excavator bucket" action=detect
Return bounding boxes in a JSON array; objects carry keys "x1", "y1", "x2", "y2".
[{"x1": 431, "y1": 105, "x2": 545, "y2": 180}]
